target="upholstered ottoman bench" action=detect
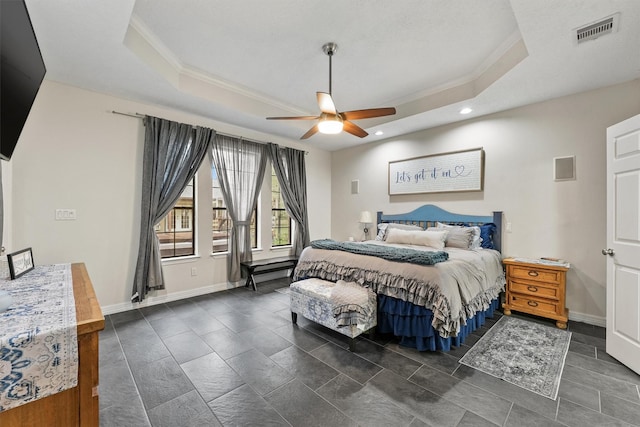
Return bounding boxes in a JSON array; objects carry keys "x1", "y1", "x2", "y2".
[{"x1": 289, "y1": 278, "x2": 377, "y2": 351}]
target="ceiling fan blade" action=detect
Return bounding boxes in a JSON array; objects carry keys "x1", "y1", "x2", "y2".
[
  {"x1": 317, "y1": 92, "x2": 337, "y2": 114},
  {"x1": 266, "y1": 115, "x2": 320, "y2": 120},
  {"x1": 341, "y1": 107, "x2": 396, "y2": 121},
  {"x1": 343, "y1": 120, "x2": 368, "y2": 138},
  {"x1": 300, "y1": 124, "x2": 320, "y2": 139}
]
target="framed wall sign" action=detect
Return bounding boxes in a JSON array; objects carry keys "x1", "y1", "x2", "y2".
[
  {"x1": 389, "y1": 148, "x2": 484, "y2": 195},
  {"x1": 8, "y1": 247, "x2": 35, "y2": 279}
]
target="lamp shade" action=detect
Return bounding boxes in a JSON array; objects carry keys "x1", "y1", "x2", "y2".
[
  {"x1": 359, "y1": 210, "x2": 373, "y2": 224},
  {"x1": 317, "y1": 116, "x2": 343, "y2": 134}
]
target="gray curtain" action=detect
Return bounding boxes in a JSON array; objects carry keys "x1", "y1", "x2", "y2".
[
  {"x1": 211, "y1": 135, "x2": 267, "y2": 282},
  {"x1": 0, "y1": 162, "x2": 3, "y2": 253},
  {"x1": 132, "y1": 116, "x2": 214, "y2": 302},
  {"x1": 268, "y1": 143, "x2": 310, "y2": 256}
]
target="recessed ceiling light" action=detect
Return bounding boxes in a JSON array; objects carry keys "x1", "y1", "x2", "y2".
[
  {"x1": 460, "y1": 107, "x2": 473, "y2": 115},
  {"x1": 375, "y1": 130, "x2": 384, "y2": 136}
]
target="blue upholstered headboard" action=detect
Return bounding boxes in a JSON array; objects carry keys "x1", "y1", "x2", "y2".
[{"x1": 376, "y1": 204, "x2": 503, "y2": 252}]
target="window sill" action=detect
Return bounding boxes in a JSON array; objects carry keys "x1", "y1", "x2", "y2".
[
  {"x1": 211, "y1": 247, "x2": 263, "y2": 259},
  {"x1": 161, "y1": 255, "x2": 201, "y2": 265},
  {"x1": 211, "y1": 251, "x2": 227, "y2": 259},
  {"x1": 270, "y1": 245, "x2": 293, "y2": 252}
]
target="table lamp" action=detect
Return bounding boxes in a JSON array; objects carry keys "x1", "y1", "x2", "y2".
[{"x1": 359, "y1": 211, "x2": 373, "y2": 240}]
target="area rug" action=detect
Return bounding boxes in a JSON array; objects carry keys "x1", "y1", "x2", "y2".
[{"x1": 458, "y1": 316, "x2": 571, "y2": 400}]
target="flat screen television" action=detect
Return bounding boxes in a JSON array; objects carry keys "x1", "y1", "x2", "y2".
[{"x1": 1, "y1": 0, "x2": 46, "y2": 161}]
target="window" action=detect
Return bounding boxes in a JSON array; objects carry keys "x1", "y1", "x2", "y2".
[
  {"x1": 180, "y1": 210, "x2": 191, "y2": 229},
  {"x1": 212, "y1": 165, "x2": 257, "y2": 253},
  {"x1": 155, "y1": 179, "x2": 195, "y2": 258},
  {"x1": 271, "y1": 167, "x2": 291, "y2": 247}
]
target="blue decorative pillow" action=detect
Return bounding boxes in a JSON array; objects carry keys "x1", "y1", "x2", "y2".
[{"x1": 479, "y1": 223, "x2": 496, "y2": 249}]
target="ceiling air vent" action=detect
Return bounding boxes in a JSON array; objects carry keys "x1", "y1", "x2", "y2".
[{"x1": 575, "y1": 14, "x2": 619, "y2": 44}]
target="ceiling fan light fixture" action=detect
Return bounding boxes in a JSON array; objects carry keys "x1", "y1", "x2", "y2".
[
  {"x1": 318, "y1": 115, "x2": 343, "y2": 134},
  {"x1": 266, "y1": 42, "x2": 396, "y2": 139}
]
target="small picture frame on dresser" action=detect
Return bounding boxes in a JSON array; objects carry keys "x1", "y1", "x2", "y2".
[{"x1": 7, "y1": 247, "x2": 34, "y2": 279}]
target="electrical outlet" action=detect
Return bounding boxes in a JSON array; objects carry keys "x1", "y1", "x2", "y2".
[{"x1": 191, "y1": 267, "x2": 197, "y2": 276}]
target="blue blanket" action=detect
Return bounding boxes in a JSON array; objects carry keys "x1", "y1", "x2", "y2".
[{"x1": 310, "y1": 239, "x2": 449, "y2": 265}]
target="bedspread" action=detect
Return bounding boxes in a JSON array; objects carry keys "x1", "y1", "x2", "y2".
[
  {"x1": 293, "y1": 241, "x2": 505, "y2": 338},
  {"x1": 330, "y1": 280, "x2": 375, "y2": 327}
]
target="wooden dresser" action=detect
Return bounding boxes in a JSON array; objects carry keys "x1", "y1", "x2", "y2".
[
  {"x1": 0, "y1": 263, "x2": 104, "y2": 426},
  {"x1": 502, "y1": 258, "x2": 569, "y2": 329}
]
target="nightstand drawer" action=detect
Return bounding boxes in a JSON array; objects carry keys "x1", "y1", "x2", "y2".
[
  {"x1": 508, "y1": 265, "x2": 562, "y2": 284},
  {"x1": 509, "y1": 294, "x2": 559, "y2": 316},
  {"x1": 509, "y1": 280, "x2": 560, "y2": 300}
]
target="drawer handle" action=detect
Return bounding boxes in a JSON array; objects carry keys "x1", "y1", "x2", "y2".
[
  {"x1": 527, "y1": 286, "x2": 538, "y2": 292},
  {"x1": 527, "y1": 300, "x2": 539, "y2": 307},
  {"x1": 528, "y1": 271, "x2": 539, "y2": 277}
]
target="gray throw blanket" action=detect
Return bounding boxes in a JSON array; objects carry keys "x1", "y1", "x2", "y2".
[{"x1": 310, "y1": 239, "x2": 449, "y2": 265}]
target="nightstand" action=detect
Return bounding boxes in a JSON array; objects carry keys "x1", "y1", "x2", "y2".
[{"x1": 502, "y1": 258, "x2": 569, "y2": 329}]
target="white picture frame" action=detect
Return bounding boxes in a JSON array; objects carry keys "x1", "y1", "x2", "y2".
[{"x1": 388, "y1": 148, "x2": 484, "y2": 195}]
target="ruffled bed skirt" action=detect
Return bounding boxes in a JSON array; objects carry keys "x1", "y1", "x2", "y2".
[{"x1": 377, "y1": 294, "x2": 500, "y2": 351}]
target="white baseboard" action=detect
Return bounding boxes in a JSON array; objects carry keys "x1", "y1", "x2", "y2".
[
  {"x1": 569, "y1": 311, "x2": 606, "y2": 328},
  {"x1": 101, "y1": 281, "x2": 239, "y2": 316}
]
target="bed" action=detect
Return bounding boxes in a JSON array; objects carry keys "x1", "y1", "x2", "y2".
[{"x1": 292, "y1": 204, "x2": 505, "y2": 351}]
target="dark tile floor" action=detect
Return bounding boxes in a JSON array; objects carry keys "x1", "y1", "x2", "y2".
[{"x1": 99, "y1": 278, "x2": 640, "y2": 426}]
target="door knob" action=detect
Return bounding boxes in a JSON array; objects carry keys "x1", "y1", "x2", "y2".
[{"x1": 602, "y1": 248, "x2": 615, "y2": 256}]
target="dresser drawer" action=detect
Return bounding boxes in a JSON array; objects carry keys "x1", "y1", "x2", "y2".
[
  {"x1": 508, "y1": 265, "x2": 562, "y2": 285},
  {"x1": 509, "y1": 294, "x2": 559, "y2": 316},
  {"x1": 509, "y1": 280, "x2": 560, "y2": 300}
]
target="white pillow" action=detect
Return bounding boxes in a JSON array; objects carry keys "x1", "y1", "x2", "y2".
[
  {"x1": 435, "y1": 222, "x2": 482, "y2": 249},
  {"x1": 468, "y1": 226, "x2": 482, "y2": 249},
  {"x1": 385, "y1": 228, "x2": 448, "y2": 250},
  {"x1": 436, "y1": 222, "x2": 457, "y2": 229},
  {"x1": 375, "y1": 223, "x2": 388, "y2": 241},
  {"x1": 429, "y1": 226, "x2": 472, "y2": 249},
  {"x1": 375, "y1": 222, "x2": 423, "y2": 241}
]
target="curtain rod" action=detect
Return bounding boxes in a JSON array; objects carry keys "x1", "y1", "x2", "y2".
[
  {"x1": 110, "y1": 110, "x2": 274, "y2": 147},
  {"x1": 111, "y1": 110, "x2": 144, "y2": 119}
]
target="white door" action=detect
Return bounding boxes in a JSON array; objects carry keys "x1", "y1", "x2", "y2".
[{"x1": 606, "y1": 113, "x2": 640, "y2": 375}]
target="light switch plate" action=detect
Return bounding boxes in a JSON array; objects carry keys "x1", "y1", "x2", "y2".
[{"x1": 55, "y1": 209, "x2": 77, "y2": 220}]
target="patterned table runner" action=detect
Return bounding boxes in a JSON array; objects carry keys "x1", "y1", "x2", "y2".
[{"x1": 0, "y1": 264, "x2": 78, "y2": 412}]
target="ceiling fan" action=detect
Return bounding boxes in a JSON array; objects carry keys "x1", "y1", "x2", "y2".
[{"x1": 266, "y1": 42, "x2": 396, "y2": 139}]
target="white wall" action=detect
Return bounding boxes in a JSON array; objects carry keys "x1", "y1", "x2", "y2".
[
  {"x1": 1, "y1": 160, "x2": 11, "y2": 254},
  {"x1": 331, "y1": 79, "x2": 640, "y2": 325},
  {"x1": 7, "y1": 80, "x2": 331, "y2": 312}
]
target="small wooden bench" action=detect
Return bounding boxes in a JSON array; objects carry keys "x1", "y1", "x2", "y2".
[{"x1": 240, "y1": 256, "x2": 298, "y2": 291}]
